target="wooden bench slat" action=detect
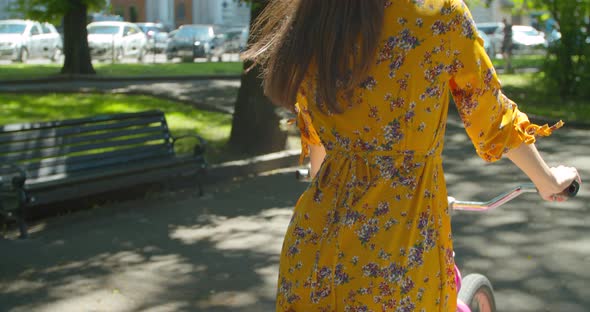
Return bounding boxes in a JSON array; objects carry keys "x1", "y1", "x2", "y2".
[
  {"x1": 0, "y1": 109, "x2": 207, "y2": 228},
  {"x1": 27, "y1": 155, "x2": 198, "y2": 190},
  {"x1": 25, "y1": 146, "x2": 173, "y2": 179},
  {"x1": 0, "y1": 144, "x2": 165, "y2": 175},
  {"x1": 0, "y1": 110, "x2": 165, "y2": 134},
  {"x1": 0, "y1": 116, "x2": 165, "y2": 144},
  {"x1": 0, "y1": 125, "x2": 167, "y2": 155},
  {"x1": 0, "y1": 133, "x2": 168, "y2": 164}
]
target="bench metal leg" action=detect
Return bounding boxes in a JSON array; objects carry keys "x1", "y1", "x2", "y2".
[{"x1": 17, "y1": 217, "x2": 28, "y2": 239}]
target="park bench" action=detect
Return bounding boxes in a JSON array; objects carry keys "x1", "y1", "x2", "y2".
[{"x1": 0, "y1": 110, "x2": 207, "y2": 238}]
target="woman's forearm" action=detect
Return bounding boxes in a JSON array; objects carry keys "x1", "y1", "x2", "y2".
[
  {"x1": 309, "y1": 144, "x2": 326, "y2": 178},
  {"x1": 505, "y1": 142, "x2": 559, "y2": 192}
]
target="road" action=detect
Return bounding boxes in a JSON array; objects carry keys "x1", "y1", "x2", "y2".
[{"x1": 0, "y1": 112, "x2": 588, "y2": 312}]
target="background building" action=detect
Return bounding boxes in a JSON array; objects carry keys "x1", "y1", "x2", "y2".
[
  {"x1": 469, "y1": 0, "x2": 532, "y2": 25},
  {"x1": 109, "y1": 0, "x2": 147, "y2": 23},
  {"x1": 107, "y1": 0, "x2": 250, "y2": 29}
]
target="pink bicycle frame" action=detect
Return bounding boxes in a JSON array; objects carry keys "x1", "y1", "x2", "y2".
[{"x1": 450, "y1": 183, "x2": 538, "y2": 312}]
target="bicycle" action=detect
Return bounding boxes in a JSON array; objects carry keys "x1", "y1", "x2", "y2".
[{"x1": 295, "y1": 168, "x2": 580, "y2": 312}]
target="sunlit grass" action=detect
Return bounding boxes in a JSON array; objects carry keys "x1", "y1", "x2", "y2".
[
  {"x1": 0, "y1": 93, "x2": 232, "y2": 162},
  {"x1": 499, "y1": 73, "x2": 590, "y2": 123},
  {"x1": 492, "y1": 54, "x2": 545, "y2": 71},
  {"x1": 0, "y1": 62, "x2": 243, "y2": 80}
]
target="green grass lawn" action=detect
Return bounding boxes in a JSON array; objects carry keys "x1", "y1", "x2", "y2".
[
  {"x1": 1, "y1": 56, "x2": 542, "y2": 80},
  {"x1": 499, "y1": 73, "x2": 590, "y2": 123},
  {"x1": 0, "y1": 93, "x2": 233, "y2": 163},
  {"x1": 0, "y1": 62, "x2": 244, "y2": 80},
  {"x1": 492, "y1": 55, "x2": 545, "y2": 71},
  {"x1": 0, "y1": 54, "x2": 544, "y2": 80}
]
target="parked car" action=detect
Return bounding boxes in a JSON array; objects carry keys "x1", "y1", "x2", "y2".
[
  {"x1": 166, "y1": 24, "x2": 226, "y2": 62},
  {"x1": 477, "y1": 30, "x2": 495, "y2": 59},
  {"x1": 88, "y1": 13, "x2": 123, "y2": 23},
  {"x1": 476, "y1": 22, "x2": 503, "y2": 56},
  {"x1": 136, "y1": 22, "x2": 170, "y2": 53},
  {"x1": 239, "y1": 27, "x2": 249, "y2": 52},
  {"x1": 511, "y1": 25, "x2": 547, "y2": 55},
  {"x1": 221, "y1": 26, "x2": 248, "y2": 53},
  {"x1": 0, "y1": 19, "x2": 62, "y2": 63},
  {"x1": 87, "y1": 21, "x2": 147, "y2": 62},
  {"x1": 477, "y1": 22, "x2": 547, "y2": 56}
]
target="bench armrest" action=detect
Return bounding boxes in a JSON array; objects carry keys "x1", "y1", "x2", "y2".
[{"x1": 171, "y1": 134, "x2": 208, "y2": 161}]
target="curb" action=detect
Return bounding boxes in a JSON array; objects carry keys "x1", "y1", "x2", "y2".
[
  {"x1": 0, "y1": 74, "x2": 242, "y2": 85},
  {"x1": 206, "y1": 149, "x2": 301, "y2": 184}
]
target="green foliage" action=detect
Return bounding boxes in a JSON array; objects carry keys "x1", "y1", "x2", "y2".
[
  {"x1": 13, "y1": 0, "x2": 106, "y2": 23},
  {"x1": 500, "y1": 73, "x2": 590, "y2": 122},
  {"x1": 506, "y1": 0, "x2": 590, "y2": 98},
  {"x1": 541, "y1": 0, "x2": 590, "y2": 98}
]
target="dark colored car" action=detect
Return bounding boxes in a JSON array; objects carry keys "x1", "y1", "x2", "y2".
[
  {"x1": 222, "y1": 26, "x2": 248, "y2": 53},
  {"x1": 165, "y1": 24, "x2": 226, "y2": 62}
]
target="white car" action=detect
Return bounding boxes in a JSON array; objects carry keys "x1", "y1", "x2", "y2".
[
  {"x1": 477, "y1": 23, "x2": 547, "y2": 56},
  {"x1": 511, "y1": 25, "x2": 548, "y2": 55},
  {"x1": 87, "y1": 21, "x2": 147, "y2": 62},
  {"x1": 0, "y1": 19, "x2": 63, "y2": 63}
]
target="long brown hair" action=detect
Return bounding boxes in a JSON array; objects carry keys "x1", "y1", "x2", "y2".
[{"x1": 243, "y1": 0, "x2": 385, "y2": 113}]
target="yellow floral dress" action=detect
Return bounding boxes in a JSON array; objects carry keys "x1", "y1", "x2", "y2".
[{"x1": 277, "y1": 1, "x2": 560, "y2": 311}]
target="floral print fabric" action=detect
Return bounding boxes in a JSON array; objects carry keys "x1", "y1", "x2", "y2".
[{"x1": 277, "y1": 1, "x2": 559, "y2": 311}]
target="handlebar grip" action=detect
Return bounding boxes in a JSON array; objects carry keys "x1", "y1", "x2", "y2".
[{"x1": 564, "y1": 180, "x2": 580, "y2": 198}]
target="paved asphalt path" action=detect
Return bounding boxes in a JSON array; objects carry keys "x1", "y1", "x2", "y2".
[{"x1": 0, "y1": 83, "x2": 588, "y2": 311}]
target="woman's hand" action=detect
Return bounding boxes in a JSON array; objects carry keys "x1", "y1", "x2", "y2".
[
  {"x1": 506, "y1": 143, "x2": 581, "y2": 202},
  {"x1": 536, "y1": 165, "x2": 581, "y2": 202}
]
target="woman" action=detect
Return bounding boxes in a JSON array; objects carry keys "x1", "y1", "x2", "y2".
[
  {"x1": 244, "y1": 0, "x2": 581, "y2": 310},
  {"x1": 501, "y1": 17, "x2": 513, "y2": 73}
]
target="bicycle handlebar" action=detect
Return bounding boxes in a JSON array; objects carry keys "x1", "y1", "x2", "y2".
[
  {"x1": 294, "y1": 168, "x2": 580, "y2": 211},
  {"x1": 450, "y1": 180, "x2": 579, "y2": 211}
]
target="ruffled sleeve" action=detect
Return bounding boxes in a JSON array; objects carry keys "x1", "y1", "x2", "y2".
[
  {"x1": 448, "y1": 0, "x2": 562, "y2": 162},
  {"x1": 294, "y1": 92, "x2": 321, "y2": 164}
]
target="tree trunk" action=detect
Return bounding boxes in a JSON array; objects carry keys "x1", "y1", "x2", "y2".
[
  {"x1": 61, "y1": 0, "x2": 95, "y2": 75},
  {"x1": 228, "y1": 1, "x2": 287, "y2": 155},
  {"x1": 229, "y1": 62, "x2": 287, "y2": 154}
]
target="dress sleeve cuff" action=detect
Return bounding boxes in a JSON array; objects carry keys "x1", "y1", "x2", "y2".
[
  {"x1": 508, "y1": 108, "x2": 563, "y2": 146},
  {"x1": 479, "y1": 107, "x2": 563, "y2": 162},
  {"x1": 294, "y1": 102, "x2": 321, "y2": 164}
]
